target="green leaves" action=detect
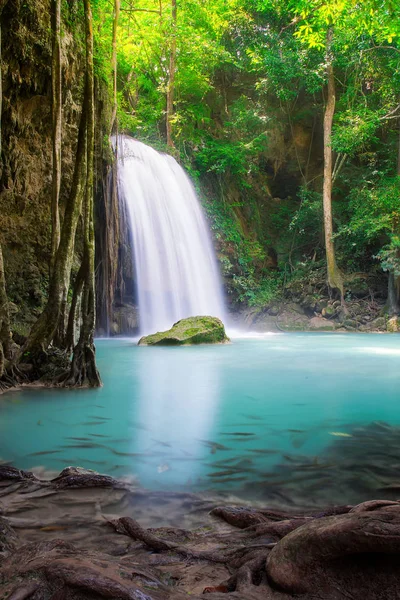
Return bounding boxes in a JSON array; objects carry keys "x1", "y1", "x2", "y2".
[
  {"x1": 335, "y1": 176, "x2": 400, "y2": 269},
  {"x1": 332, "y1": 108, "x2": 381, "y2": 156}
]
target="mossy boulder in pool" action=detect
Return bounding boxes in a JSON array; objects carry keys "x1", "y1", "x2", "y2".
[{"x1": 138, "y1": 316, "x2": 230, "y2": 346}]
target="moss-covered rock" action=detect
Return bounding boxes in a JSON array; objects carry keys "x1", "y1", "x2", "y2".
[
  {"x1": 138, "y1": 316, "x2": 230, "y2": 346},
  {"x1": 387, "y1": 316, "x2": 400, "y2": 333}
]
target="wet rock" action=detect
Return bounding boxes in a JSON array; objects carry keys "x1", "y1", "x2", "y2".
[
  {"x1": 371, "y1": 316, "x2": 386, "y2": 330},
  {"x1": 51, "y1": 467, "x2": 121, "y2": 489},
  {"x1": 322, "y1": 306, "x2": 336, "y2": 319},
  {"x1": 112, "y1": 303, "x2": 139, "y2": 336},
  {"x1": 285, "y1": 302, "x2": 305, "y2": 315},
  {"x1": 267, "y1": 303, "x2": 280, "y2": 317},
  {"x1": 300, "y1": 295, "x2": 317, "y2": 311},
  {"x1": 138, "y1": 316, "x2": 230, "y2": 346},
  {"x1": 277, "y1": 311, "x2": 310, "y2": 331},
  {"x1": 387, "y1": 316, "x2": 400, "y2": 333},
  {"x1": 309, "y1": 317, "x2": 335, "y2": 330},
  {"x1": 343, "y1": 319, "x2": 358, "y2": 329},
  {"x1": 315, "y1": 299, "x2": 328, "y2": 313}
]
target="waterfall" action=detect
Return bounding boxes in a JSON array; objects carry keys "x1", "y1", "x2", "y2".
[{"x1": 117, "y1": 137, "x2": 225, "y2": 335}]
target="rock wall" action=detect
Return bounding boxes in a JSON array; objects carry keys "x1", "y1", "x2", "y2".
[{"x1": 0, "y1": 0, "x2": 85, "y2": 335}]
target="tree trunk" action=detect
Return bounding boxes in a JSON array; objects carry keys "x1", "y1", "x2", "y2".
[
  {"x1": 53, "y1": 285, "x2": 68, "y2": 347},
  {"x1": 388, "y1": 272, "x2": 400, "y2": 316},
  {"x1": 108, "y1": 0, "x2": 120, "y2": 333},
  {"x1": 267, "y1": 509, "x2": 400, "y2": 594},
  {"x1": 66, "y1": 0, "x2": 101, "y2": 387},
  {"x1": 398, "y1": 120, "x2": 400, "y2": 177},
  {"x1": 0, "y1": 8, "x2": 3, "y2": 177},
  {"x1": 22, "y1": 87, "x2": 88, "y2": 359},
  {"x1": 387, "y1": 121, "x2": 400, "y2": 315},
  {"x1": 0, "y1": 244, "x2": 10, "y2": 378},
  {"x1": 0, "y1": 1, "x2": 10, "y2": 177},
  {"x1": 323, "y1": 28, "x2": 344, "y2": 298},
  {"x1": 0, "y1": 5, "x2": 11, "y2": 379},
  {"x1": 110, "y1": 0, "x2": 120, "y2": 136},
  {"x1": 65, "y1": 262, "x2": 85, "y2": 352},
  {"x1": 166, "y1": 0, "x2": 176, "y2": 148},
  {"x1": 50, "y1": 0, "x2": 62, "y2": 275}
]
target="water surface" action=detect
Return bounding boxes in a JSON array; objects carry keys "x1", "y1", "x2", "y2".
[{"x1": 1, "y1": 333, "x2": 400, "y2": 507}]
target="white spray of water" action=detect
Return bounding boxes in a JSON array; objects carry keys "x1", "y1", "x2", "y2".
[{"x1": 118, "y1": 137, "x2": 226, "y2": 335}]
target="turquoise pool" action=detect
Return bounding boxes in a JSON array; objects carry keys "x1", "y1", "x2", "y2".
[{"x1": 1, "y1": 333, "x2": 400, "y2": 506}]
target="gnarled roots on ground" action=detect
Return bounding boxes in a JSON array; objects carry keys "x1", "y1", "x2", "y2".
[{"x1": 1, "y1": 466, "x2": 400, "y2": 599}]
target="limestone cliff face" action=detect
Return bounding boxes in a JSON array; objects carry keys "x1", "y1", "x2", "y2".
[{"x1": 0, "y1": 0, "x2": 85, "y2": 334}]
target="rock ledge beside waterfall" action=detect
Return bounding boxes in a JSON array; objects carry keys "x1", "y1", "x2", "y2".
[{"x1": 138, "y1": 316, "x2": 230, "y2": 346}]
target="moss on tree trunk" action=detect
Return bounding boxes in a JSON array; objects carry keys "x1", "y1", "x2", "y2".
[
  {"x1": 50, "y1": 0, "x2": 62, "y2": 276},
  {"x1": 65, "y1": 0, "x2": 101, "y2": 387},
  {"x1": 22, "y1": 83, "x2": 88, "y2": 361},
  {"x1": 166, "y1": 0, "x2": 176, "y2": 148},
  {"x1": 0, "y1": 244, "x2": 10, "y2": 379}
]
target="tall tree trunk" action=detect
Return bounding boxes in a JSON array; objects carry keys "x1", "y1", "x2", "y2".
[
  {"x1": 0, "y1": 3, "x2": 12, "y2": 382},
  {"x1": 323, "y1": 28, "x2": 344, "y2": 299},
  {"x1": 110, "y1": 0, "x2": 120, "y2": 135},
  {"x1": 66, "y1": 0, "x2": 101, "y2": 387},
  {"x1": 54, "y1": 286, "x2": 68, "y2": 347},
  {"x1": 0, "y1": 8, "x2": 3, "y2": 177},
  {"x1": 108, "y1": 0, "x2": 120, "y2": 333},
  {"x1": 166, "y1": 0, "x2": 176, "y2": 148},
  {"x1": 65, "y1": 262, "x2": 85, "y2": 352},
  {"x1": 0, "y1": 244, "x2": 10, "y2": 379},
  {"x1": 50, "y1": 0, "x2": 62, "y2": 275},
  {"x1": 22, "y1": 88, "x2": 88, "y2": 359},
  {"x1": 387, "y1": 121, "x2": 400, "y2": 316},
  {"x1": 388, "y1": 272, "x2": 399, "y2": 316},
  {"x1": 0, "y1": 1, "x2": 9, "y2": 177},
  {"x1": 398, "y1": 121, "x2": 400, "y2": 177}
]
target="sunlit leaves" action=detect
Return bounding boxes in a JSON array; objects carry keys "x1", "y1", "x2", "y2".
[
  {"x1": 90, "y1": 0, "x2": 246, "y2": 142},
  {"x1": 332, "y1": 108, "x2": 382, "y2": 156}
]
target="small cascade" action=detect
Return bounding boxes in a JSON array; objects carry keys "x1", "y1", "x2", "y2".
[{"x1": 117, "y1": 137, "x2": 225, "y2": 335}]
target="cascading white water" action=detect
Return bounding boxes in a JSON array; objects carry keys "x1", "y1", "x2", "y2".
[{"x1": 118, "y1": 136, "x2": 226, "y2": 335}]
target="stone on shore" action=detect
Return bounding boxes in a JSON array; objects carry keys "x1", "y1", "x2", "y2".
[{"x1": 138, "y1": 316, "x2": 230, "y2": 346}]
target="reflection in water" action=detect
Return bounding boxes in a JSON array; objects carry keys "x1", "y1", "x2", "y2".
[
  {"x1": 1, "y1": 335, "x2": 400, "y2": 507},
  {"x1": 132, "y1": 348, "x2": 219, "y2": 488}
]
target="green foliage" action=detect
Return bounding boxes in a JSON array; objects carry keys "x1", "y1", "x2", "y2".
[
  {"x1": 89, "y1": 0, "x2": 400, "y2": 308},
  {"x1": 332, "y1": 108, "x2": 381, "y2": 156},
  {"x1": 289, "y1": 187, "x2": 323, "y2": 240},
  {"x1": 377, "y1": 236, "x2": 400, "y2": 276},
  {"x1": 337, "y1": 177, "x2": 400, "y2": 268},
  {"x1": 233, "y1": 273, "x2": 282, "y2": 306}
]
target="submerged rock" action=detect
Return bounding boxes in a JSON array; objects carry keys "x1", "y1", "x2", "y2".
[{"x1": 138, "y1": 316, "x2": 230, "y2": 346}]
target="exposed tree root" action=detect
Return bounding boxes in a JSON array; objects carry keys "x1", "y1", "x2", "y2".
[
  {"x1": 62, "y1": 341, "x2": 102, "y2": 387},
  {"x1": 113, "y1": 516, "x2": 246, "y2": 563},
  {"x1": 0, "y1": 362, "x2": 26, "y2": 392},
  {"x1": 0, "y1": 515, "x2": 18, "y2": 558},
  {"x1": 2, "y1": 467, "x2": 400, "y2": 599},
  {"x1": 7, "y1": 583, "x2": 42, "y2": 600},
  {"x1": 0, "y1": 465, "x2": 38, "y2": 483},
  {"x1": 51, "y1": 466, "x2": 121, "y2": 489},
  {"x1": 267, "y1": 507, "x2": 400, "y2": 593},
  {"x1": 1, "y1": 539, "x2": 169, "y2": 600}
]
